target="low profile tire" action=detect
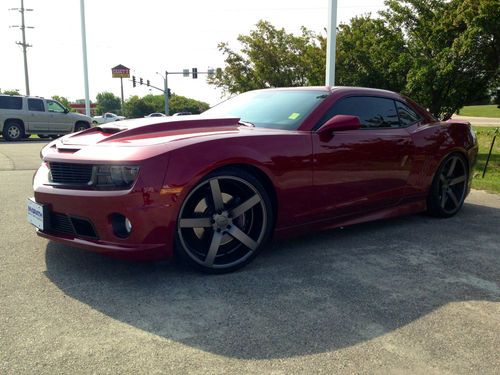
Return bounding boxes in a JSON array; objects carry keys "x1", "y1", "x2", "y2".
[
  {"x1": 2, "y1": 121, "x2": 24, "y2": 141},
  {"x1": 175, "y1": 167, "x2": 274, "y2": 274},
  {"x1": 74, "y1": 122, "x2": 89, "y2": 132},
  {"x1": 427, "y1": 153, "x2": 468, "y2": 218}
]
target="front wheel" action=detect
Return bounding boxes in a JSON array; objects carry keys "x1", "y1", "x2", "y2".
[
  {"x1": 427, "y1": 154, "x2": 468, "y2": 217},
  {"x1": 74, "y1": 122, "x2": 89, "y2": 132},
  {"x1": 175, "y1": 168, "x2": 273, "y2": 273}
]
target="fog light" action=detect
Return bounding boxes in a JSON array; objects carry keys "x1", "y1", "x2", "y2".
[
  {"x1": 125, "y1": 218, "x2": 132, "y2": 233},
  {"x1": 111, "y1": 213, "x2": 132, "y2": 238}
]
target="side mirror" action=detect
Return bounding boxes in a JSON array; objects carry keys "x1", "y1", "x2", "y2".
[
  {"x1": 317, "y1": 115, "x2": 361, "y2": 140},
  {"x1": 64, "y1": 108, "x2": 69, "y2": 114}
]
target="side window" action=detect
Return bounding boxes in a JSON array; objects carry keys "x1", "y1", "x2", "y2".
[
  {"x1": 28, "y1": 99, "x2": 45, "y2": 112},
  {"x1": 47, "y1": 100, "x2": 66, "y2": 113},
  {"x1": 320, "y1": 96, "x2": 400, "y2": 129},
  {"x1": 0, "y1": 96, "x2": 22, "y2": 110},
  {"x1": 105, "y1": 113, "x2": 111, "y2": 118},
  {"x1": 396, "y1": 101, "x2": 421, "y2": 127}
]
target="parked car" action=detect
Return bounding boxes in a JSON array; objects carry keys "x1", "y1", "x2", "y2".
[
  {"x1": 30, "y1": 86, "x2": 478, "y2": 273},
  {"x1": 173, "y1": 111, "x2": 192, "y2": 116},
  {"x1": 145, "y1": 113, "x2": 166, "y2": 118},
  {"x1": 92, "y1": 112, "x2": 125, "y2": 124},
  {"x1": 0, "y1": 95, "x2": 91, "y2": 141}
]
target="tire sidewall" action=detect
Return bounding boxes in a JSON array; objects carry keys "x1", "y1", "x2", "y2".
[
  {"x1": 3, "y1": 122, "x2": 24, "y2": 141},
  {"x1": 427, "y1": 153, "x2": 468, "y2": 218},
  {"x1": 174, "y1": 167, "x2": 274, "y2": 274}
]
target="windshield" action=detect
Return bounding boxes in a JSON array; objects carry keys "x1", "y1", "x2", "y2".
[{"x1": 202, "y1": 89, "x2": 329, "y2": 130}]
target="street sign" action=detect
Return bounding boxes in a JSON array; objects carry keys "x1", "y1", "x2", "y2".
[{"x1": 111, "y1": 64, "x2": 130, "y2": 78}]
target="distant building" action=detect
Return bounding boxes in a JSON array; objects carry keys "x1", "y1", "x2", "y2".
[{"x1": 70, "y1": 100, "x2": 97, "y2": 116}]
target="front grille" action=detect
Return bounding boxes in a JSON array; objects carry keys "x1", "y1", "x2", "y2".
[
  {"x1": 49, "y1": 162, "x2": 93, "y2": 185},
  {"x1": 50, "y1": 212, "x2": 74, "y2": 235},
  {"x1": 49, "y1": 212, "x2": 98, "y2": 239}
]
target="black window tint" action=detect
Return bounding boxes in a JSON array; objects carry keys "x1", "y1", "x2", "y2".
[
  {"x1": 0, "y1": 96, "x2": 22, "y2": 110},
  {"x1": 28, "y1": 99, "x2": 44, "y2": 112},
  {"x1": 396, "y1": 101, "x2": 421, "y2": 126},
  {"x1": 322, "y1": 96, "x2": 400, "y2": 129}
]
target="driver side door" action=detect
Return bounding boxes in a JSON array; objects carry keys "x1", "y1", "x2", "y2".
[
  {"x1": 46, "y1": 100, "x2": 73, "y2": 133},
  {"x1": 311, "y1": 96, "x2": 414, "y2": 221}
]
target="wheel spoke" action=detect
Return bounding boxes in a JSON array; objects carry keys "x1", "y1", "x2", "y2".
[
  {"x1": 449, "y1": 175, "x2": 466, "y2": 186},
  {"x1": 440, "y1": 188, "x2": 448, "y2": 208},
  {"x1": 229, "y1": 194, "x2": 261, "y2": 218},
  {"x1": 440, "y1": 174, "x2": 447, "y2": 184},
  {"x1": 209, "y1": 179, "x2": 224, "y2": 212},
  {"x1": 205, "y1": 231, "x2": 223, "y2": 266},
  {"x1": 447, "y1": 157, "x2": 457, "y2": 177},
  {"x1": 179, "y1": 217, "x2": 212, "y2": 228},
  {"x1": 227, "y1": 225, "x2": 258, "y2": 251},
  {"x1": 447, "y1": 189, "x2": 459, "y2": 208}
]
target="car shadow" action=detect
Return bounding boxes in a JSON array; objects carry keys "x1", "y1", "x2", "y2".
[{"x1": 44, "y1": 202, "x2": 500, "y2": 360}]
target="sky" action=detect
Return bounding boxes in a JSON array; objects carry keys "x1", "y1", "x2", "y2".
[{"x1": 0, "y1": 0, "x2": 386, "y2": 106}]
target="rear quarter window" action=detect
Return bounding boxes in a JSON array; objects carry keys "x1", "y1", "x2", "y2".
[{"x1": 0, "y1": 96, "x2": 23, "y2": 110}]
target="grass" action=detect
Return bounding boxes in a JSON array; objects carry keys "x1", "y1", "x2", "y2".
[
  {"x1": 472, "y1": 126, "x2": 500, "y2": 193},
  {"x1": 458, "y1": 105, "x2": 500, "y2": 118}
]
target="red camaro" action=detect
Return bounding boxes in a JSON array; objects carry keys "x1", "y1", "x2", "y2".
[{"x1": 29, "y1": 87, "x2": 478, "y2": 273}]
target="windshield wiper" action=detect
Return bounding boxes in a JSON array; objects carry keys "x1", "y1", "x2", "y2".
[{"x1": 238, "y1": 120, "x2": 255, "y2": 127}]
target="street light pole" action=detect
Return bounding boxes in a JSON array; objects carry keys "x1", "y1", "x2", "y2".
[
  {"x1": 80, "y1": 0, "x2": 90, "y2": 117},
  {"x1": 20, "y1": 0, "x2": 30, "y2": 95},
  {"x1": 326, "y1": 0, "x2": 338, "y2": 86}
]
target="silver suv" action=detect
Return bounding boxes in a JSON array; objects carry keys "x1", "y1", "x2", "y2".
[{"x1": 0, "y1": 95, "x2": 92, "y2": 141}]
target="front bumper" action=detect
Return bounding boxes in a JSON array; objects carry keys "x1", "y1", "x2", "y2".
[{"x1": 33, "y1": 159, "x2": 179, "y2": 261}]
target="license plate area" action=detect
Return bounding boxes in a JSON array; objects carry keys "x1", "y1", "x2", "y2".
[{"x1": 27, "y1": 198, "x2": 50, "y2": 230}]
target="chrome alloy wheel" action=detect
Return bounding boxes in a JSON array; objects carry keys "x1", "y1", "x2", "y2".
[
  {"x1": 177, "y1": 175, "x2": 268, "y2": 270},
  {"x1": 7, "y1": 125, "x2": 21, "y2": 139},
  {"x1": 437, "y1": 155, "x2": 467, "y2": 215}
]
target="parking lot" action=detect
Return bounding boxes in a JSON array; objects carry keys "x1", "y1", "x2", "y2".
[{"x1": 1, "y1": 140, "x2": 499, "y2": 374}]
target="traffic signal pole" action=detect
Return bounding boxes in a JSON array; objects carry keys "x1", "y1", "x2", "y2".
[{"x1": 164, "y1": 71, "x2": 169, "y2": 116}]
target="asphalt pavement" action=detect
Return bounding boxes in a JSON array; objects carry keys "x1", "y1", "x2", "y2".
[{"x1": 1, "y1": 140, "x2": 499, "y2": 374}]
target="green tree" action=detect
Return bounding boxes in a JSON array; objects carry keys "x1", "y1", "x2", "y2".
[
  {"x1": 95, "y1": 92, "x2": 121, "y2": 115},
  {"x1": 0, "y1": 89, "x2": 21, "y2": 95},
  {"x1": 207, "y1": 20, "x2": 326, "y2": 94},
  {"x1": 335, "y1": 16, "x2": 410, "y2": 92},
  {"x1": 382, "y1": 0, "x2": 500, "y2": 119},
  {"x1": 123, "y1": 94, "x2": 210, "y2": 118},
  {"x1": 123, "y1": 96, "x2": 156, "y2": 118},
  {"x1": 170, "y1": 94, "x2": 210, "y2": 114},
  {"x1": 51, "y1": 95, "x2": 73, "y2": 111}
]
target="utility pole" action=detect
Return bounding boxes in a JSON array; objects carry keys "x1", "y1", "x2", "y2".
[
  {"x1": 325, "y1": 0, "x2": 338, "y2": 86},
  {"x1": 80, "y1": 0, "x2": 90, "y2": 117},
  {"x1": 164, "y1": 71, "x2": 169, "y2": 115},
  {"x1": 9, "y1": 0, "x2": 33, "y2": 95}
]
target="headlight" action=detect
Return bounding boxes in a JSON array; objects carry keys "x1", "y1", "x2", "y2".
[{"x1": 94, "y1": 165, "x2": 140, "y2": 189}]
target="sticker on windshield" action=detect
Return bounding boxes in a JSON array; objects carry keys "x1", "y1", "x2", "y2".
[{"x1": 288, "y1": 112, "x2": 301, "y2": 120}]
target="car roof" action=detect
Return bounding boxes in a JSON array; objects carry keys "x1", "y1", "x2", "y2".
[{"x1": 247, "y1": 86, "x2": 400, "y2": 97}]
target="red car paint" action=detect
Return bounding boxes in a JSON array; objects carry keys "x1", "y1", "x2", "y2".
[{"x1": 33, "y1": 87, "x2": 478, "y2": 260}]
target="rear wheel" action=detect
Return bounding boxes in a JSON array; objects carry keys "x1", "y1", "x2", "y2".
[
  {"x1": 176, "y1": 168, "x2": 273, "y2": 273},
  {"x1": 3, "y1": 121, "x2": 24, "y2": 141},
  {"x1": 37, "y1": 134, "x2": 51, "y2": 139},
  {"x1": 427, "y1": 154, "x2": 468, "y2": 217}
]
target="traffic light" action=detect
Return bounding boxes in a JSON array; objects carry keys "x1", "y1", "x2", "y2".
[
  {"x1": 167, "y1": 88, "x2": 172, "y2": 98},
  {"x1": 132, "y1": 76, "x2": 136, "y2": 87},
  {"x1": 140, "y1": 78, "x2": 143, "y2": 85},
  {"x1": 147, "y1": 80, "x2": 150, "y2": 87},
  {"x1": 192, "y1": 68, "x2": 198, "y2": 79}
]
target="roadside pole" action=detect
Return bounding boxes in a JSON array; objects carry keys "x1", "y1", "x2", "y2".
[
  {"x1": 80, "y1": 0, "x2": 90, "y2": 117},
  {"x1": 325, "y1": 0, "x2": 338, "y2": 86},
  {"x1": 120, "y1": 77, "x2": 124, "y2": 111},
  {"x1": 164, "y1": 71, "x2": 169, "y2": 116}
]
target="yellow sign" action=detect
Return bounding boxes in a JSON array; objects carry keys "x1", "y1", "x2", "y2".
[{"x1": 111, "y1": 65, "x2": 130, "y2": 78}]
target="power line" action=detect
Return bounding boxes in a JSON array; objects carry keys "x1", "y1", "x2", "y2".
[{"x1": 9, "y1": 0, "x2": 33, "y2": 96}]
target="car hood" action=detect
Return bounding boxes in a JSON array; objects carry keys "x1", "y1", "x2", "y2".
[
  {"x1": 69, "y1": 112, "x2": 92, "y2": 122},
  {"x1": 60, "y1": 116, "x2": 243, "y2": 146},
  {"x1": 41, "y1": 116, "x2": 285, "y2": 162}
]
